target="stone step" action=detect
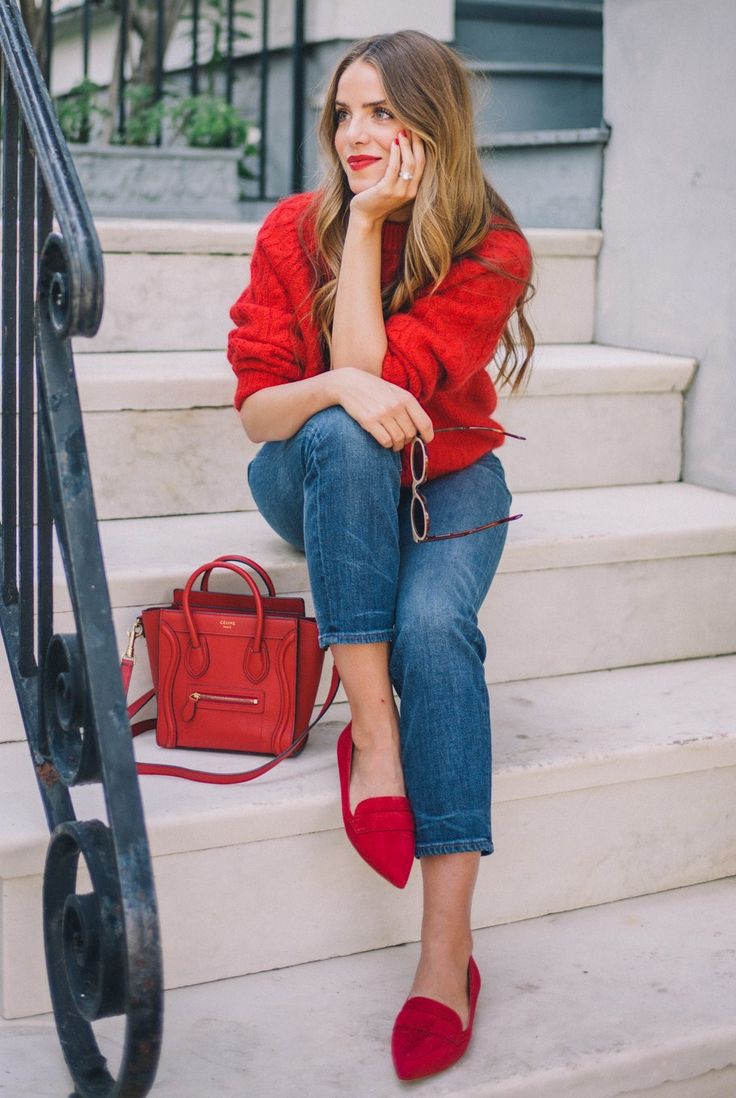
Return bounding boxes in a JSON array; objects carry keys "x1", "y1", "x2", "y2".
[
  {"x1": 71, "y1": 343, "x2": 696, "y2": 520},
  {"x1": 2, "y1": 654, "x2": 735, "y2": 1017},
  {"x1": 73, "y1": 480, "x2": 736, "y2": 687},
  {"x1": 1, "y1": 478, "x2": 733, "y2": 746},
  {"x1": 479, "y1": 126, "x2": 610, "y2": 229},
  {"x1": 470, "y1": 62, "x2": 603, "y2": 132},
  {"x1": 456, "y1": 0, "x2": 603, "y2": 70},
  {"x1": 3, "y1": 876, "x2": 734, "y2": 1095},
  {"x1": 65, "y1": 219, "x2": 601, "y2": 353}
]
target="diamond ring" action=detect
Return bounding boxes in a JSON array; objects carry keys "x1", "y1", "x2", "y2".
[{"x1": 399, "y1": 170, "x2": 414, "y2": 181}]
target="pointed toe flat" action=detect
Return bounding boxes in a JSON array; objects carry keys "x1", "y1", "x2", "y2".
[
  {"x1": 391, "y1": 956, "x2": 481, "y2": 1080},
  {"x1": 337, "y1": 721, "x2": 415, "y2": 889}
]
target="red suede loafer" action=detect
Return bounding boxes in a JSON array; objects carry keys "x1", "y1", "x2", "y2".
[
  {"x1": 337, "y1": 722, "x2": 415, "y2": 889},
  {"x1": 391, "y1": 956, "x2": 481, "y2": 1080}
]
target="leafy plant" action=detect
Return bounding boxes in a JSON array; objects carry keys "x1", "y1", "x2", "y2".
[
  {"x1": 111, "y1": 82, "x2": 169, "y2": 147},
  {"x1": 53, "y1": 77, "x2": 111, "y2": 144},
  {"x1": 47, "y1": 2, "x2": 261, "y2": 193},
  {"x1": 167, "y1": 92, "x2": 248, "y2": 148},
  {"x1": 168, "y1": 92, "x2": 260, "y2": 192}
]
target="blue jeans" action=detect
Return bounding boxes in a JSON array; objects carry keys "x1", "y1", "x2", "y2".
[{"x1": 247, "y1": 406, "x2": 512, "y2": 858}]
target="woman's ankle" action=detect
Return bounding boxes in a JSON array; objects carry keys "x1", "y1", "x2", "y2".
[
  {"x1": 419, "y1": 931, "x2": 474, "y2": 966},
  {"x1": 350, "y1": 709, "x2": 401, "y2": 752},
  {"x1": 410, "y1": 935, "x2": 474, "y2": 1024}
]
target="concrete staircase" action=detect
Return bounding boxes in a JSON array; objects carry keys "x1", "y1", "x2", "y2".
[{"x1": 1, "y1": 216, "x2": 735, "y2": 1095}]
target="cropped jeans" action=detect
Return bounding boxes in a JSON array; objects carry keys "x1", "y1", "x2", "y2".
[{"x1": 247, "y1": 406, "x2": 512, "y2": 858}]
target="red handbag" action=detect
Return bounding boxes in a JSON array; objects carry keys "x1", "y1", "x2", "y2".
[{"x1": 122, "y1": 554, "x2": 341, "y2": 783}]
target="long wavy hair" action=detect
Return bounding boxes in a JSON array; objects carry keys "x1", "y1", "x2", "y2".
[{"x1": 295, "y1": 29, "x2": 536, "y2": 395}]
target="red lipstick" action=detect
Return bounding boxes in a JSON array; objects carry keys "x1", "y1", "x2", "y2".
[{"x1": 348, "y1": 156, "x2": 381, "y2": 170}]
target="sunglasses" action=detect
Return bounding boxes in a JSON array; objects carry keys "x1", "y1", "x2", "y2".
[{"x1": 410, "y1": 426, "x2": 526, "y2": 543}]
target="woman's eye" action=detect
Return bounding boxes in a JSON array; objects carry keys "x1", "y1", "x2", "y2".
[{"x1": 334, "y1": 107, "x2": 394, "y2": 122}]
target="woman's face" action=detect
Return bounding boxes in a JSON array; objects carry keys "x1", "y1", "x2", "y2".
[{"x1": 333, "y1": 60, "x2": 404, "y2": 194}]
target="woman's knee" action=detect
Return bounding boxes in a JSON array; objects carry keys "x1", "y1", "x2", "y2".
[
  {"x1": 301, "y1": 406, "x2": 402, "y2": 468},
  {"x1": 390, "y1": 597, "x2": 486, "y2": 682}
]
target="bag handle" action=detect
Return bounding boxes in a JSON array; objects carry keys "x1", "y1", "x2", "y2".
[
  {"x1": 200, "y1": 555, "x2": 275, "y2": 596},
  {"x1": 183, "y1": 560, "x2": 265, "y2": 652}
]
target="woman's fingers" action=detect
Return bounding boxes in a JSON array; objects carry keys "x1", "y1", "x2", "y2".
[
  {"x1": 388, "y1": 130, "x2": 421, "y2": 191},
  {"x1": 386, "y1": 132, "x2": 402, "y2": 178},
  {"x1": 393, "y1": 406, "x2": 429, "y2": 447},
  {"x1": 382, "y1": 415, "x2": 412, "y2": 451},
  {"x1": 378, "y1": 406, "x2": 433, "y2": 451},
  {"x1": 332, "y1": 369, "x2": 433, "y2": 449},
  {"x1": 371, "y1": 408, "x2": 417, "y2": 452},
  {"x1": 407, "y1": 404, "x2": 434, "y2": 443},
  {"x1": 351, "y1": 128, "x2": 424, "y2": 223},
  {"x1": 397, "y1": 130, "x2": 415, "y2": 177},
  {"x1": 371, "y1": 420, "x2": 398, "y2": 449},
  {"x1": 398, "y1": 133, "x2": 418, "y2": 192}
]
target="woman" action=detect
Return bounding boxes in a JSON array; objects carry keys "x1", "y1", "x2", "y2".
[{"x1": 227, "y1": 28, "x2": 534, "y2": 1081}]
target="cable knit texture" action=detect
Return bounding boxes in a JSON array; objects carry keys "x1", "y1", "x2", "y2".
[{"x1": 227, "y1": 190, "x2": 531, "y2": 487}]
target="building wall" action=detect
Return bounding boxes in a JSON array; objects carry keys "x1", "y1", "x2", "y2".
[{"x1": 595, "y1": 0, "x2": 736, "y2": 493}]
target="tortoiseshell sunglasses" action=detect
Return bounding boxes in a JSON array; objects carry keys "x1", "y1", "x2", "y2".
[{"x1": 410, "y1": 426, "x2": 526, "y2": 543}]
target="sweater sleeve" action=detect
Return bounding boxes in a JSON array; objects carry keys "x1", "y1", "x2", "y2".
[
  {"x1": 227, "y1": 229, "x2": 304, "y2": 412},
  {"x1": 380, "y1": 229, "x2": 531, "y2": 404}
]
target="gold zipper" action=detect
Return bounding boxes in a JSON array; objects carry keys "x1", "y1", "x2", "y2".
[
  {"x1": 190, "y1": 692, "x2": 259, "y2": 704},
  {"x1": 183, "y1": 691, "x2": 260, "y2": 721}
]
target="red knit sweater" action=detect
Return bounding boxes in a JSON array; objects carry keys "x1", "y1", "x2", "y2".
[{"x1": 227, "y1": 190, "x2": 531, "y2": 488}]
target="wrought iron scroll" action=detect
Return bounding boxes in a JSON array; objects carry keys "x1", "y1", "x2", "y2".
[{"x1": 0, "y1": 5, "x2": 163, "y2": 1096}]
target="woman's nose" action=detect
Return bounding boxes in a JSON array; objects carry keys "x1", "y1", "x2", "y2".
[{"x1": 346, "y1": 115, "x2": 369, "y2": 144}]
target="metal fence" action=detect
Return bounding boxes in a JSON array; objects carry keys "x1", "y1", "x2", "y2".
[{"x1": 41, "y1": 0, "x2": 306, "y2": 199}]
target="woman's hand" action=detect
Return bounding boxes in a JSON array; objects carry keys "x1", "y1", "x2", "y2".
[
  {"x1": 349, "y1": 130, "x2": 426, "y2": 226},
  {"x1": 329, "y1": 367, "x2": 434, "y2": 451}
]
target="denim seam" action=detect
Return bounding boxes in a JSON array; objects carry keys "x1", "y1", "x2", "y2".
[
  {"x1": 306, "y1": 420, "x2": 339, "y2": 640},
  {"x1": 319, "y1": 628, "x2": 395, "y2": 647},
  {"x1": 415, "y1": 839, "x2": 493, "y2": 856}
]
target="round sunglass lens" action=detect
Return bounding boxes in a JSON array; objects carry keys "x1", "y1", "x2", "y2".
[
  {"x1": 411, "y1": 441, "x2": 426, "y2": 482},
  {"x1": 411, "y1": 495, "x2": 427, "y2": 539}
]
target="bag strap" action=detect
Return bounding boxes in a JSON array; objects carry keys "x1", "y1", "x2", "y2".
[{"x1": 121, "y1": 617, "x2": 342, "y2": 785}]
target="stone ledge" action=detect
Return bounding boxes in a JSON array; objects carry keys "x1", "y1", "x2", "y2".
[
  {"x1": 68, "y1": 144, "x2": 244, "y2": 221},
  {"x1": 52, "y1": 216, "x2": 602, "y2": 258},
  {"x1": 70, "y1": 343, "x2": 698, "y2": 411},
  {"x1": 2, "y1": 655, "x2": 735, "y2": 878},
  {"x1": 41, "y1": 481, "x2": 736, "y2": 615},
  {"x1": 1, "y1": 877, "x2": 734, "y2": 1095}
]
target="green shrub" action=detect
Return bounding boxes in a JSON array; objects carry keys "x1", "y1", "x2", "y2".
[
  {"x1": 168, "y1": 92, "x2": 249, "y2": 149},
  {"x1": 53, "y1": 77, "x2": 110, "y2": 144},
  {"x1": 111, "y1": 83, "x2": 168, "y2": 147}
]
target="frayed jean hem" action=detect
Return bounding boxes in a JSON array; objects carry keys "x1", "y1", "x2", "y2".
[
  {"x1": 319, "y1": 628, "x2": 395, "y2": 649},
  {"x1": 415, "y1": 838, "x2": 494, "y2": 858}
]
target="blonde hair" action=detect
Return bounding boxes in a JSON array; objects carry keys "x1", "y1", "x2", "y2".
[{"x1": 296, "y1": 28, "x2": 535, "y2": 394}]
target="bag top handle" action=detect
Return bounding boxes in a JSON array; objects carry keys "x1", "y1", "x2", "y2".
[
  {"x1": 183, "y1": 560, "x2": 265, "y2": 651},
  {"x1": 200, "y1": 554, "x2": 276, "y2": 596}
]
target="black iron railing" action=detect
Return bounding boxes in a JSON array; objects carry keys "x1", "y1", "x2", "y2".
[
  {"x1": 0, "y1": 3, "x2": 162, "y2": 1096},
  {"x1": 46, "y1": 0, "x2": 307, "y2": 201}
]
